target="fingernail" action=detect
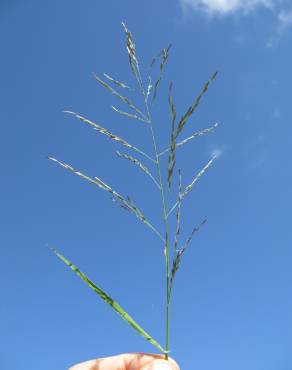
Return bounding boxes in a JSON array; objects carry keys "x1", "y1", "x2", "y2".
[{"x1": 150, "y1": 362, "x2": 172, "y2": 370}]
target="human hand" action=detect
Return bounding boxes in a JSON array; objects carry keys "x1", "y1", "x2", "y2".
[{"x1": 69, "y1": 353, "x2": 180, "y2": 370}]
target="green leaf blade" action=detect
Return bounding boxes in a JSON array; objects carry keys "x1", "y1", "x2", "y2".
[{"x1": 51, "y1": 248, "x2": 167, "y2": 354}]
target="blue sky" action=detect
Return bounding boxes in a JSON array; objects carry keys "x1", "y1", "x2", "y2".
[{"x1": 1, "y1": 1, "x2": 292, "y2": 369}]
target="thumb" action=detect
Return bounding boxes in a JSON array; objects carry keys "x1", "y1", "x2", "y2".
[{"x1": 142, "y1": 359, "x2": 179, "y2": 370}]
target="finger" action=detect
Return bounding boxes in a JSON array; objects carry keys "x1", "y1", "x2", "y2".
[
  {"x1": 69, "y1": 353, "x2": 179, "y2": 370},
  {"x1": 69, "y1": 354, "x2": 126, "y2": 370},
  {"x1": 141, "y1": 358, "x2": 179, "y2": 370},
  {"x1": 125, "y1": 353, "x2": 179, "y2": 370}
]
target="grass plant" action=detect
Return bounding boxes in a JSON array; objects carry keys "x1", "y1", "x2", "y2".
[{"x1": 50, "y1": 23, "x2": 218, "y2": 360}]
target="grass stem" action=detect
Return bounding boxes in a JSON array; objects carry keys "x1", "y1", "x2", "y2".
[{"x1": 140, "y1": 84, "x2": 170, "y2": 359}]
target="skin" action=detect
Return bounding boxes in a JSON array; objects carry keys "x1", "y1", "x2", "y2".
[{"x1": 69, "y1": 353, "x2": 180, "y2": 370}]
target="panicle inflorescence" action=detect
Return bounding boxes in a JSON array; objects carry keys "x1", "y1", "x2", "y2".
[{"x1": 50, "y1": 22, "x2": 218, "y2": 358}]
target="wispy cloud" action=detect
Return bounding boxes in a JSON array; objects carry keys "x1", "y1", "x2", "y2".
[
  {"x1": 277, "y1": 8, "x2": 292, "y2": 29},
  {"x1": 275, "y1": 8, "x2": 292, "y2": 37},
  {"x1": 180, "y1": 0, "x2": 292, "y2": 45},
  {"x1": 272, "y1": 108, "x2": 281, "y2": 119},
  {"x1": 210, "y1": 148, "x2": 223, "y2": 158},
  {"x1": 266, "y1": 8, "x2": 292, "y2": 46},
  {"x1": 180, "y1": 0, "x2": 276, "y2": 16},
  {"x1": 249, "y1": 155, "x2": 267, "y2": 170}
]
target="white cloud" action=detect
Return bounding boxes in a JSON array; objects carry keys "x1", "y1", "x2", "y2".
[
  {"x1": 272, "y1": 108, "x2": 281, "y2": 119},
  {"x1": 181, "y1": 0, "x2": 292, "y2": 45},
  {"x1": 181, "y1": 0, "x2": 276, "y2": 15},
  {"x1": 210, "y1": 148, "x2": 223, "y2": 157},
  {"x1": 266, "y1": 8, "x2": 292, "y2": 46},
  {"x1": 278, "y1": 9, "x2": 292, "y2": 23},
  {"x1": 249, "y1": 154, "x2": 267, "y2": 169},
  {"x1": 277, "y1": 9, "x2": 292, "y2": 29}
]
